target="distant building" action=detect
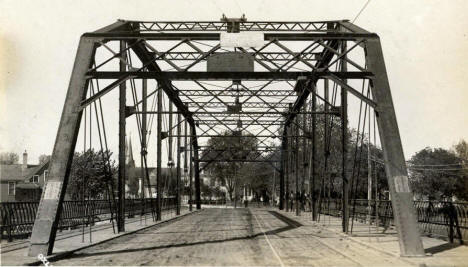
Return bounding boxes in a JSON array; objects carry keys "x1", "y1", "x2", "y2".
[
  {"x1": 0, "y1": 151, "x2": 49, "y2": 202},
  {"x1": 124, "y1": 138, "x2": 178, "y2": 198}
]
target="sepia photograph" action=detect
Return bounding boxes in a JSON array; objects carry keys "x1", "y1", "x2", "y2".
[{"x1": 0, "y1": 0, "x2": 467, "y2": 266}]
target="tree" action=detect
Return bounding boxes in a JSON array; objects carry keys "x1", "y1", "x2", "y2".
[
  {"x1": 66, "y1": 149, "x2": 117, "y2": 200},
  {"x1": 38, "y1": 154, "x2": 51, "y2": 164},
  {"x1": 453, "y1": 139, "x2": 468, "y2": 200},
  {"x1": 0, "y1": 152, "x2": 19, "y2": 164},
  {"x1": 454, "y1": 139, "x2": 468, "y2": 163},
  {"x1": 408, "y1": 147, "x2": 465, "y2": 200},
  {"x1": 204, "y1": 131, "x2": 258, "y2": 201}
]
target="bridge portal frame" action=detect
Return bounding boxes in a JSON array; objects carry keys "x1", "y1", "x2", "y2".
[{"x1": 28, "y1": 19, "x2": 424, "y2": 257}]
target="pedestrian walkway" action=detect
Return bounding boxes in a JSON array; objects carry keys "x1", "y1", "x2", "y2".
[
  {"x1": 277, "y1": 208, "x2": 468, "y2": 267},
  {"x1": 0, "y1": 208, "x2": 193, "y2": 266}
]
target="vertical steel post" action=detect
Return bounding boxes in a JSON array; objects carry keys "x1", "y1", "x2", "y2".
[
  {"x1": 28, "y1": 38, "x2": 95, "y2": 256},
  {"x1": 367, "y1": 103, "x2": 372, "y2": 224},
  {"x1": 189, "y1": 134, "x2": 193, "y2": 212},
  {"x1": 285, "y1": 125, "x2": 290, "y2": 212},
  {"x1": 272, "y1": 164, "x2": 276, "y2": 207},
  {"x1": 319, "y1": 79, "x2": 330, "y2": 216},
  {"x1": 168, "y1": 99, "x2": 173, "y2": 212},
  {"x1": 279, "y1": 133, "x2": 286, "y2": 210},
  {"x1": 156, "y1": 87, "x2": 162, "y2": 221},
  {"x1": 192, "y1": 126, "x2": 202, "y2": 210},
  {"x1": 311, "y1": 84, "x2": 317, "y2": 220},
  {"x1": 366, "y1": 38, "x2": 424, "y2": 256},
  {"x1": 341, "y1": 41, "x2": 349, "y2": 233},
  {"x1": 117, "y1": 40, "x2": 126, "y2": 233},
  {"x1": 141, "y1": 78, "x2": 147, "y2": 222},
  {"x1": 176, "y1": 112, "x2": 181, "y2": 215},
  {"x1": 295, "y1": 118, "x2": 300, "y2": 216},
  {"x1": 302, "y1": 105, "x2": 307, "y2": 203},
  {"x1": 279, "y1": 129, "x2": 288, "y2": 210}
]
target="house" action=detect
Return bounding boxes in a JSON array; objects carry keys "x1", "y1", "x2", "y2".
[{"x1": 0, "y1": 151, "x2": 49, "y2": 202}]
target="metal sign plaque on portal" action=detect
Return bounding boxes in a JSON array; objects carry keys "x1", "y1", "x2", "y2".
[
  {"x1": 44, "y1": 181, "x2": 62, "y2": 200},
  {"x1": 207, "y1": 52, "x2": 254, "y2": 72},
  {"x1": 220, "y1": 32, "x2": 264, "y2": 48},
  {"x1": 394, "y1": 175, "x2": 410, "y2": 193}
]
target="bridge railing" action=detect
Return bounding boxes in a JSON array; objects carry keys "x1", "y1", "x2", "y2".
[
  {"x1": 315, "y1": 199, "x2": 468, "y2": 243},
  {"x1": 0, "y1": 197, "x2": 176, "y2": 242}
]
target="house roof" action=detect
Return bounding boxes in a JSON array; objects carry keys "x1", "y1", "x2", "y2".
[
  {"x1": 0, "y1": 164, "x2": 38, "y2": 182},
  {"x1": 22, "y1": 160, "x2": 50, "y2": 181},
  {"x1": 0, "y1": 160, "x2": 49, "y2": 183}
]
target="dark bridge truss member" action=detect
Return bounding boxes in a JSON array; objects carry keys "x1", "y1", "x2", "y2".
[{"x1": 29, "y1": 19, "x2": 424, "y2": 257}]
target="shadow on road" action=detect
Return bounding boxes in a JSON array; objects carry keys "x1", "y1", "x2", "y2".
[{"x1": 51, "y1": 209, "x2": 303, "y2": 262}]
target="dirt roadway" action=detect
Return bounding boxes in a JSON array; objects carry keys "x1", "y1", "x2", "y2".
[{"x1": 52, "y1": 208, "x2": 414, "y2": 266}]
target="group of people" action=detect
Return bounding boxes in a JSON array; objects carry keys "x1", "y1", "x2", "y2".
[{"x1": 273, "y1": 191, "x2": 312, "y2": 212}]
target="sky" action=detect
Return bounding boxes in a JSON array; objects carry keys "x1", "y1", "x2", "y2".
[{"x1": 0, "y1": 0, "x2": 467, "y2": 165}]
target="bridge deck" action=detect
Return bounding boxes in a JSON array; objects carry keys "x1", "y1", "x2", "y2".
[
  {"x1": 2, "y1": 207, "x2": 467, "y2": 266},
  {"x1": 47, "y1": 208, "x2": 468, "y2": 266}
]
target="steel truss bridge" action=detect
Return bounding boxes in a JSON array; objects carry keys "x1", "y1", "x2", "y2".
[{"x1": 28, "y1": 18, "x2": 425, "y2": 257}]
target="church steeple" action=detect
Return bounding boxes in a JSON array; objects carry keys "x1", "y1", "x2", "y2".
[{"x1": 125, "y1": 135, "x2": 135, "y2": 168}]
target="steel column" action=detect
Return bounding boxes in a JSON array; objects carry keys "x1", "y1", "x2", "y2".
[
  {"x1": 191, "y1": 126, "x2": 202, "y2": 210},
  {"x1": 279, "y1": 132, "x2": 286, "y2": 210},
  {"x1": 295, "y1": 117, "x2": 300, "y2": 216},
  {"x1": 117, "y1": 40, "x2": 126, "y2": 233},
  {"x1": 189, "y1": 133, "x2": 193, "y2": 212},
  {"x1": 176, "y1": 112, "x2": 181, "y2": 215},
  {"x1": 365, "y1": 38, "x2": 424, "y2": 256},
  {"x1": 310, "y1": 84, "x2": 318, "y2": 221},
  {"x1": 168, "y1": 99, "x2": 174, "y2": 213},
  {"x1": 341, "y1": 41, "x2": 349, "y2": 233},
  {"x1": 286, "y1": 125, "x2": 290, "y2": 212},
  {"x1": 156, "y1": 87, "x2": 162, "y2": 221},
  {"x1": 28, "y1": 38, "x2": 95, "y2": 256},
  {"x1": 140, "y1": 78, "x2": 147, "y2": 221}
]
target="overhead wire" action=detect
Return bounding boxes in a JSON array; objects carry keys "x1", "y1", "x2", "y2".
[{"x1": 352, "y1": 0, "x2": 371, "y2": 23}]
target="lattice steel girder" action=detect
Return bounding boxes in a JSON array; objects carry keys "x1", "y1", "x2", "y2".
[
  {"x1": 134, "y1": 111, "x2": 336, "y2": 116},
  {"x1": 185, "y1": 102, "x2": 293, "y2": 109},
  {"x1": 87, "y1": 71, "x2": 372, "y2": 80},
  {"x1": 171, "y1": 135, "x2": 305, "y2": 138},
  {"x1": 82, "y1": 32, "x2": 377, "y2": 40},
  {"x1": 133, "y1": 20, "x2": 341, "y2": 32},
  {"x1": 179, "y1": 90, "x2": 296, "y2": 97},
  {"x1": 197, "y1": 120, "x2": 283, "y2": 126},
  {"x1": 152, "y1": 51, "x2": 321, "y2": 61}
]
